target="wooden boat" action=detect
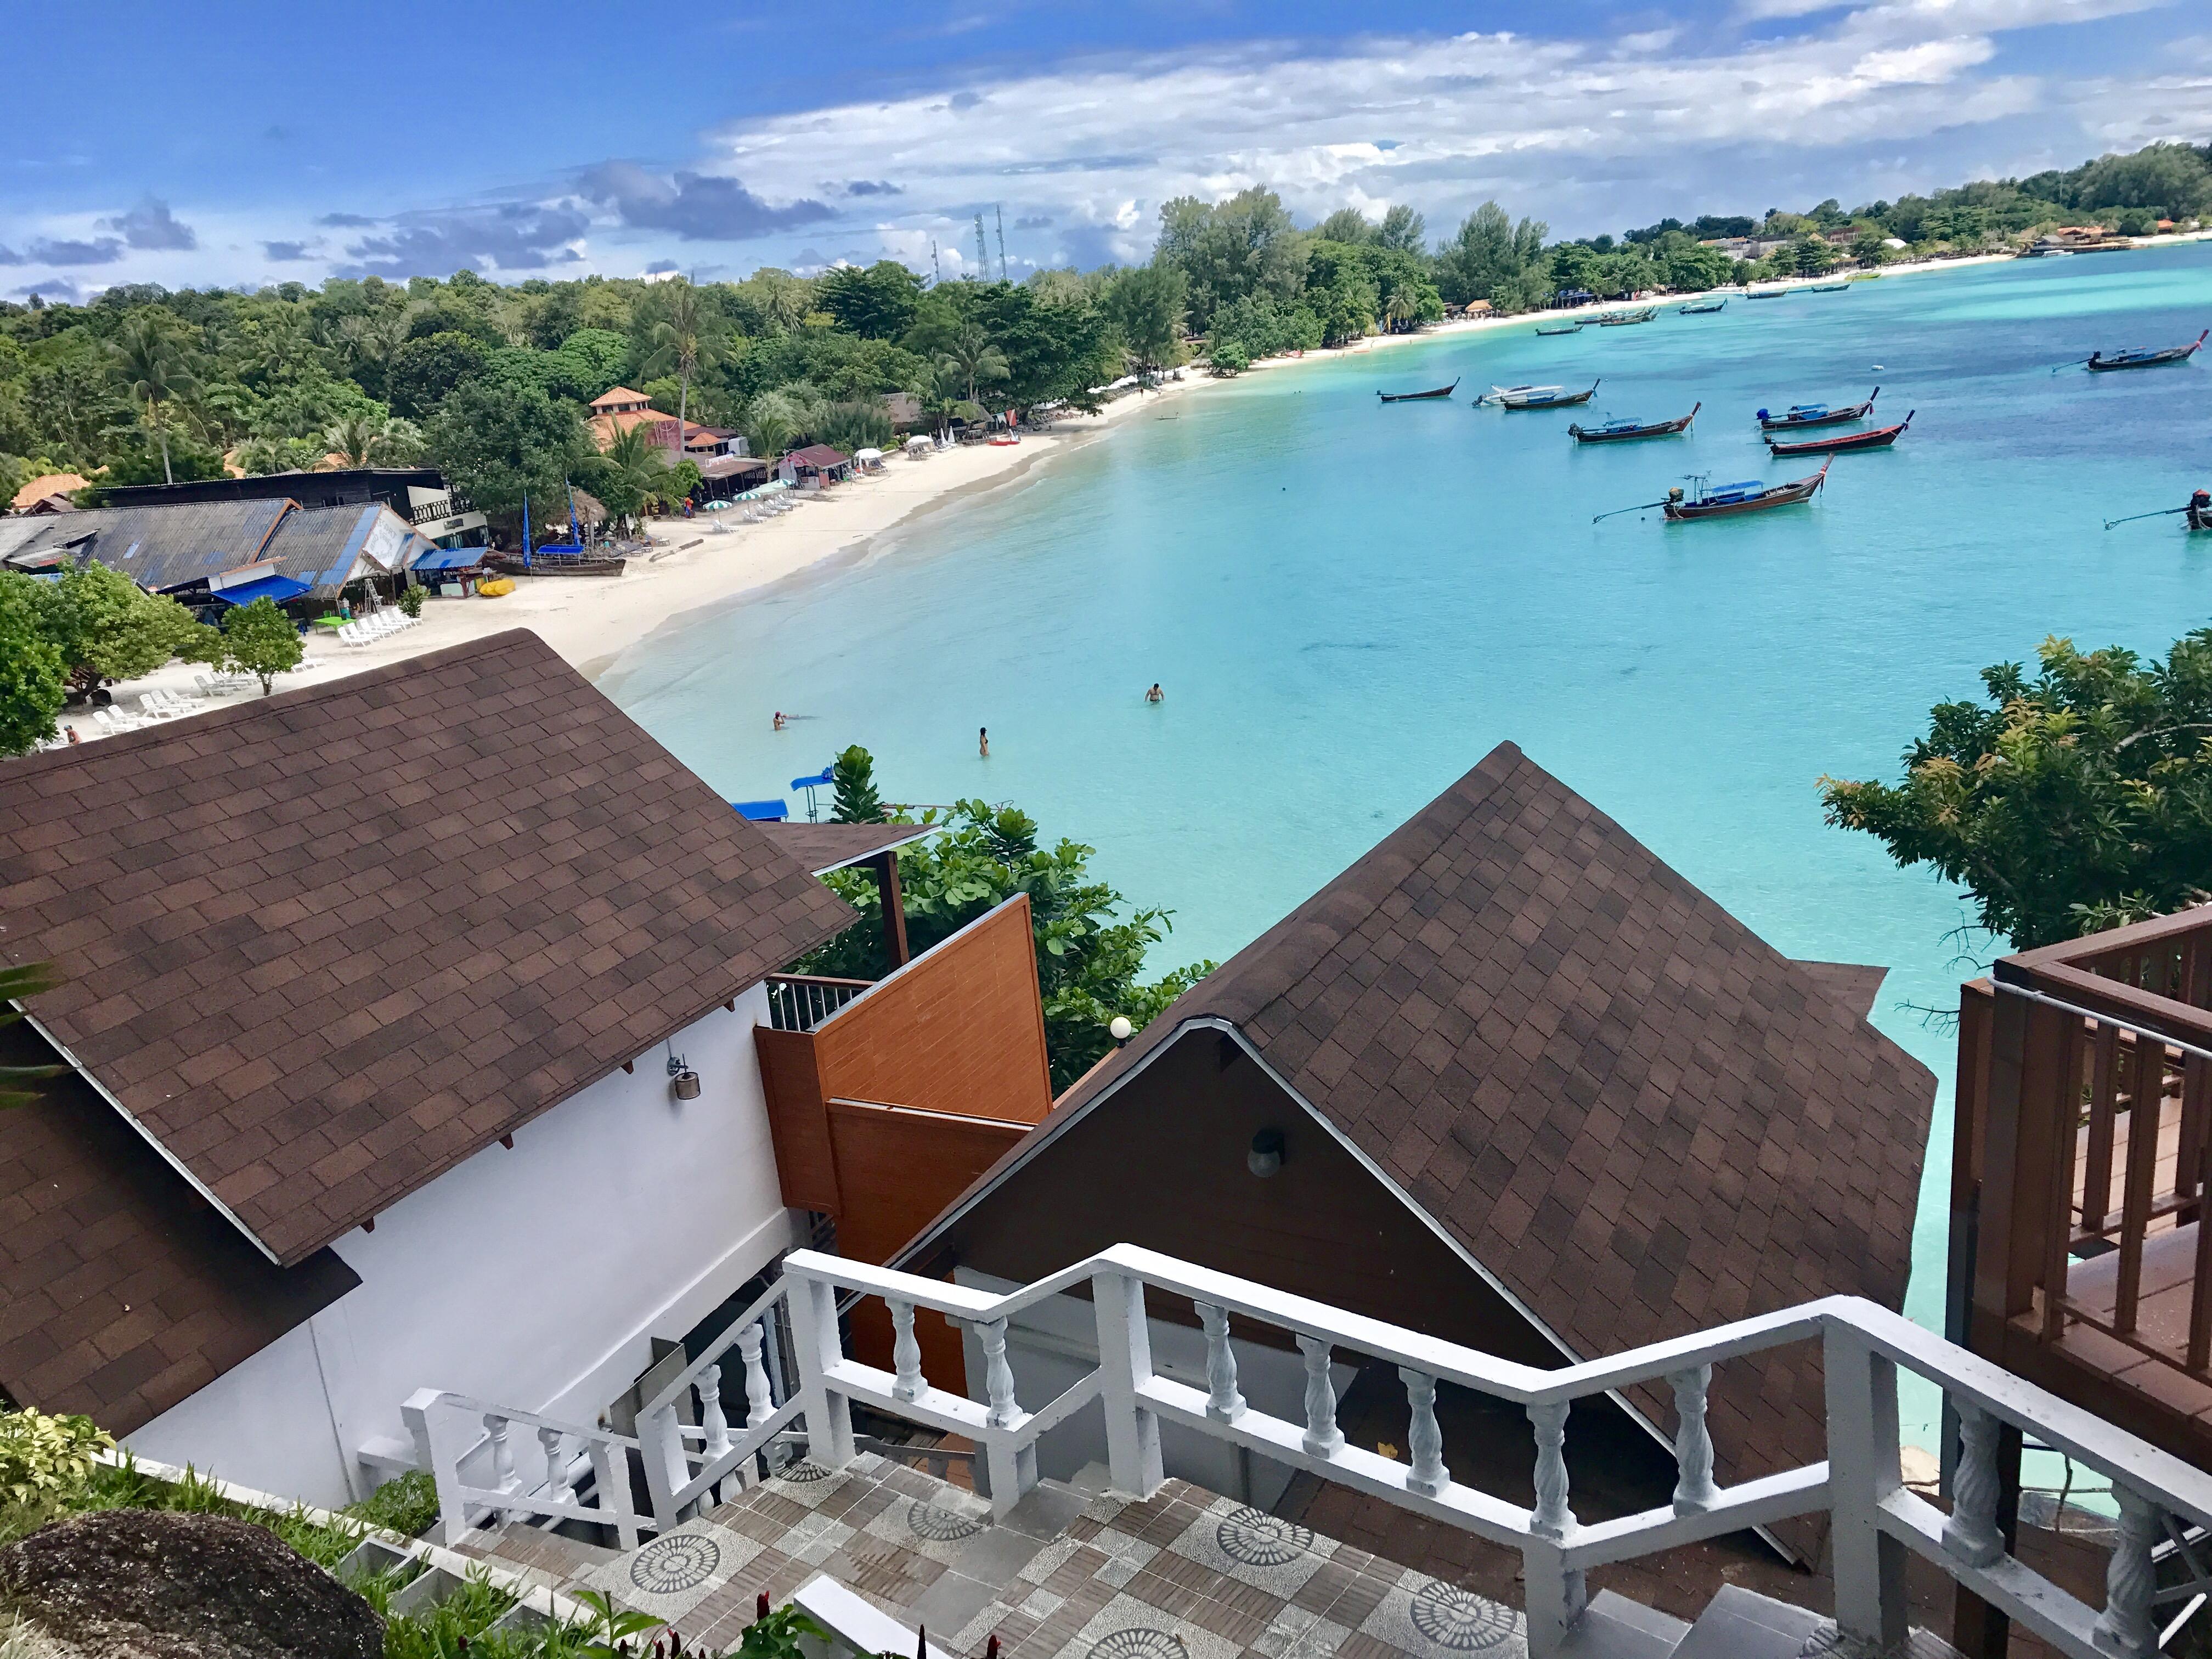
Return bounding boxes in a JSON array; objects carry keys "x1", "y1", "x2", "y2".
[
  {"x1": 2085, "y1": 331, "x2": 2208, "y2": 371},
  {"x1": 1378, "y1": 377, "x2": 1460, "y2": 403},
  {"x1": 1482, "y1": 380, "x2": 1600, "y2": 409},
  {"x1": 1663, "y1": 462, "x2": 1830, "y2": 520},
  {"x1": 1745, "y1": 289, "x2": 1792, "y2": 299},
  {"x1": 487, "y1": 546, "x2": 627, "y2": 578},
  {"x1": 1757, "y1": 388, "x2": 1878, "y2": 430},
  {"x1": 1597, "y1": 307, "x2": 1659, "y2": 326},
  {"x1": 1570, "y1": 403, "x2": 1699, "y2": 443},
  {"x1": 1766, "y1": 411, "x2": 1913, "y2": 456},
  {"x1": 1677, "y1": 300, "x2": 1727, "y2": 314},
  {"x1": 1802, "y1": 281, "x2": 1853, "y2": 292},
  {"x1": 2192, "y1": 492, "x2": 2212, "y2": 531},
  {"x1": 1533, "y1": 322, "x2": 1584, "y2": 336}
]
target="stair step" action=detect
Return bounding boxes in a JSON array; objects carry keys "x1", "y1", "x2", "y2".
[
  {"x1": 1671, "y1": 1585, "x2": 1827, "y2": 1659},
  {"x1": 1560, "y1": 1589, "x2": 1693, "y2": 1659}
]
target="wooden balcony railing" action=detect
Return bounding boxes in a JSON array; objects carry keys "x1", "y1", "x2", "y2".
[{"x1": 1977, "y1": 906, "x2": 2212, "y2": 1386}]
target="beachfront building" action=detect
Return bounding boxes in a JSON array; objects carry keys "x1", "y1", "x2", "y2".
[
  {"x1": 777, "y1": 444, "x2": 853, "y2": 488},
  {"x1": 9, "y1": 472, "x2": 88, "y2": 514},
  {"x1": 587, "y1": 385, "x2": 736, "y2": 461}
]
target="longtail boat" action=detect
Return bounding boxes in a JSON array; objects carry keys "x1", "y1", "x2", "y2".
[
  {"x1": 1757, "y1": 387, "x2": 1878, "y2": 430},
  {"x1": 1481, "y1": 379, "x2": 1600, "y2": 409},
  {"x1": 1597, "y1": 306, "x2": 1659, "y2": 326},
  {"x1": 488, "y1": 548, "x2": 627, "y2": 578},
  {"x1": 1378, "y1": 377, "x2": 1460, "y2": 403},
  {"x1": 1663, "y1": 462, "x2": 1829, "y2": 520},
  {"x1": 2085, "y1": 331, "x2": 2208, "y2": 371},
  {"x1": 1534, "y1": 321, "x2": 1584, "y2": 336},
  {"x1": 1802, "y1": 281, "x2": 1854, "y2": 292},
  {"x1": 1570, "y1": 402, "x2": 1700, "y2": 443},
  {"x1": 1746, "y1": 288, "x2": 1792, "y2": 299},
  {"x1": 1677, "y1": 299, "x2": 1727, "y2": 314},
  {"x1": 1766, "y1": 411, "x2": 1912, "y2": 456},
  {"x1": 2104, "y1": 490, "x2": 2212, "y2": 532}
]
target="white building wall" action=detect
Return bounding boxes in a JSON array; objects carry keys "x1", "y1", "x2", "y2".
[{"x1": 127, "y1": 983, "x2": 793, "y2": 1509}]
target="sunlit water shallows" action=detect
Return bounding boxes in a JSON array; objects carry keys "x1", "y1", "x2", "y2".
[{"x1": 608, "y1": 247, "x2": 2212, "y2": 1447}]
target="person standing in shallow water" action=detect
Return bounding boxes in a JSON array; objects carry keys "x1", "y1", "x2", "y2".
[
  {"x1": 979, "y1": 726, "x2": 990, "y2": 758},
  {"x1": 1145, "y1": 684, "x2": 1164, "y2": 703}
]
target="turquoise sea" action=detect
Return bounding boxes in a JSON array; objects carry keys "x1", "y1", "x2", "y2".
[{"x1": 608, "y1": 246, "x2": 2212, "y2": 1448}]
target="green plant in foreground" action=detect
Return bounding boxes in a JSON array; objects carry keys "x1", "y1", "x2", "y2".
[
  {"x1": 398, "y1": 584, "x2": 426, "y2": 619},
  {"x1": 383, "y1": 1570, "x2": 517, "y2": 1659},
  {"x1": 348, "y1": 1468, "x2": 439, "y2": 1538},
  {"x1": 0, "y1": 1409, "x2": 112, "y2": 1538}
]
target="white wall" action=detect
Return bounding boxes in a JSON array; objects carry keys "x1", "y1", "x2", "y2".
[
  {"x1": 953, "y1": 1269, "x2": 1351, "y2": 1513},
  {"x1": 128, "y1": 984, "x2": 794, "y2": 1509}
]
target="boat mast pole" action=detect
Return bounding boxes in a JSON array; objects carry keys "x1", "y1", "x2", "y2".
[{"x1": 2103, "y1": 506, "x2": 2191, "y2": 530}]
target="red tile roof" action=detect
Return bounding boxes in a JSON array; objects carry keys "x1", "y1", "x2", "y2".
[
  {"x1": 895, "y1": 742, "x2": 1933, "y2": 1502},
  {"x1": 0, "y1": 631, "x2": 854, "y2": 1266}
]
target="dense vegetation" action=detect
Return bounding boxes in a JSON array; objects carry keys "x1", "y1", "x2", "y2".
[
  {"x1": 4, "y1": 140, "x2": 2203, "y2": 509},
  {"x1": 1822, "y1": 630, "x2": 2212, "y2": 950},
  {"x1": 800, "y1": 748, "x2": 1212, "y2": 1089}
]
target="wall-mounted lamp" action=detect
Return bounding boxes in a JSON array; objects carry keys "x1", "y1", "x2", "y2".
[
  {"x1": 668, "y1": 1048, "x2": 702, "y2": 1101},
  {"x1": 1247, "y1": 1128, "x2": 1285, "y2": 1178},
  {"x1": 1108, "y1": 1015, "x2": 1134, "y2": 1045}
]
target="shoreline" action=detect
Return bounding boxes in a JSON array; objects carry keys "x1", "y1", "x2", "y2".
[{"x1": 54, "y1": 232, "x2": 2210, "y2": 738}]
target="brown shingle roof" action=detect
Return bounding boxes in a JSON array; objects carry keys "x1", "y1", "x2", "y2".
[
  {"x1": 896, "y1": 741, "x2": 1933, "y2": 1492},
  {"x1": 759, "y1": 820, "x2": 934, "y2": 875},
  {"x1": 0, "y1": 630, "x2": 854, "y2": 1267},
  {"x1": 0, "y1": 1021, "x2": 359, "y2": 1435}
]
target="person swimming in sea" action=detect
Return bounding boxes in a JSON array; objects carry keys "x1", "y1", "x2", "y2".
[
  {"x1": 1145, "y1": 684, "x2": 1163, "y2": 703},
  {"x1": 979, "y1": 726, "x2": 990, "y2": 758},
  {"x1": 772, "y1": 710, "x2": 787, "y2": 731}
]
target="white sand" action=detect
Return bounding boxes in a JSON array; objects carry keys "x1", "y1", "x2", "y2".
[{"x1": 57, "y1": 232, "x2": 2211, "y2": 742}]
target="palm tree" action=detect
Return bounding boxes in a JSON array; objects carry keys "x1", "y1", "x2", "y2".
[
  {"x1": 111, "y1": 315, "x2": 201, "y2": 484},
  {"x1": 323, "y1": 413, "x2": 427, "y2": 468},
  {"x1": 935, "y1": 325, "x2": 1009, "y2": 405},
  {"x1": 1384, "y1": 289, "x2": 1421, "y2": 334},
  {"x1": 643, "y1": 278, "x2": 722, "y2": 473}
]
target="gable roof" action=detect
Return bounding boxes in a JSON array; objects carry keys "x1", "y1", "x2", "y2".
[
  {"x1": 10, "y1": 473, "x2": 89, "y2": 511},
  {"x1": 0, "y1": 1021, "x2": 359, "y2": 1435},
  {"x1": 0, "y1": 630, "x2": 855, "y2": 1267},
  {"x1": 590, "y1": 386, "x2": 652, "y2": 409},
  {"x1": 759, "y1": 820, "x2": 935, "y2": 875},
  {"x1": 785, "y1": 445, "x2": 850, "y2": 468},
  {"x1": 0, "y1": 500, "x2": 294, "y2": 592},
  {"x1": 259, "y1": 502, "x2": 429, "y2": 596},
  {"x1": 895, "y1": 742, "x2": 1933, "y2": 1488}
]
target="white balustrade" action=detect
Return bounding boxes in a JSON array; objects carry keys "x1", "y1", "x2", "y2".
[
  {"x1": 404, "y1": 1243, "x2": 2212, "y2": 1659},
  {"x1": 539, "y1": 1425, "x2": 569, "y2": 1512},
  {"x1": 890, "y1": 1299, "x2": 926, "y2": 1403},
  {"x1": 1298, "y1": 1334, "x2": 1344, "y2": 1457},
  {"x1": 699, "y1": 1364, "x2": 733, "y2": 1508},
  {"x1": 1197, "y1": 1302, "x2": 1246, "y2": 1423},
  {"x1": 484, "y1": 1413, "x2": 518, "y2": 1520},
  {"x1": 1402, "y1": 1368, "x2": 1447, "y2": 1497},
  {"x1": 1668, "y1": 1366, "x2": 1719, "y2": 1515}
]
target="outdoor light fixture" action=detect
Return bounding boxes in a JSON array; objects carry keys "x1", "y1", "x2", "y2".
[
  {"x1": 1247, "y1": 1128, "x2": 1285, "y2": 1178},
  {"x1": 667, "y1": 1049, "x2": 702, "y2": 1101},
  {"x1": 1108, "y1": 1015, "x2": 1134, "y2": 1043}
]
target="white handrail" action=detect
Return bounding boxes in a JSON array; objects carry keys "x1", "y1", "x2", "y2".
[{"x1": 414, "y1": 1243, "x2": 2212, "y2": 1659}]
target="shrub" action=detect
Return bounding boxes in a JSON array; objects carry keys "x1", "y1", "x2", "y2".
[
  {"x1": 0, "y1": 1410, "x2": 113, "y2": 1541},
  {"x1": 346, "y1": 1468, "x2": 438, "y2": 1538},
  {"x1": 397, "y1": 585, "x2": 425, "y2": 619}
]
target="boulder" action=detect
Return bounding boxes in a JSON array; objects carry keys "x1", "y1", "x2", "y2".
[{"x1": 0, "y1": 1508, "x2": 381, "y2": 1659}]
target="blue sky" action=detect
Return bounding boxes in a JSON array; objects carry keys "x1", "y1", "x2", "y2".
[{"x1": 5, "y1": 0, "x2": 2206, "y2": 300}]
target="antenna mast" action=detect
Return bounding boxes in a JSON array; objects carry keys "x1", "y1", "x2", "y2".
[
  {"x1": 995, "y1": 204, "x2": 1008, "y2": 282},
  {"x1": 974, "y1": 214, "x2": 990, "y2": 278},
  {"x1": 929, "y1": 239, "x2": 941, "y2": 286}
]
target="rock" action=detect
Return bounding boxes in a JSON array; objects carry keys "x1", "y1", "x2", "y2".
[{"x1": 0, "y1": 1508, "x2": 381, "y2": 1659}]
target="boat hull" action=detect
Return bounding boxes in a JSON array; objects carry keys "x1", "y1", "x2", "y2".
[
  {"x1": 1766, "y1": 414, "x2": 1911, "y2": 456},
  {"x1": 1758, "y1": 390, "x2": 1878, "y2": 431},
  {"x1": 488, "y1": 555, "x2": 627, "y2": 578},
  {"x1": 2087, "y1": 332, "x2": 2208, "y2": 371},
  {"x1": 2190, "y1": 505, "x2": 2212, "y2": 532},
  {"x1": 1664, "y1": 466, "x2": 1829, "y2": 520},
  {"x1": 1571, "y1": 403, "x2": 1699, "y2": 443},
  {"x1": 1379, "y1": 379, "x2": 1459, "y2": 402}
]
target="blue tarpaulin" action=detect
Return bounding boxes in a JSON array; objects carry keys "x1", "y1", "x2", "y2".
[
  {"x1": 411, "y1": 545, "x2": 489, "y2": 572},
  {"x1": 732, "y1": 799, "x2": 789, "y2": 821},
  {"x1": 212, "y1": 574, "x2": 312, "y2": 607}
]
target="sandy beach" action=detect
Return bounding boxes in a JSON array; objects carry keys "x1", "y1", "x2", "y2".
[{"x1": 56, "y1": 232, "x2": 2210, "y2": 742}]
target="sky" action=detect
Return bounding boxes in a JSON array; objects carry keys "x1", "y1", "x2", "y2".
[{"x1": 4, "y1": 0, "x2": 2208, "y2": 302}]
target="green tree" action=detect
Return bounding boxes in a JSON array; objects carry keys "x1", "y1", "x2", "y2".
[
  {"x1": 830, "y1": 744, "x2": 886, "y2": 823},
  {"x1": 798, "y1": 771, "x2": 1213, "y2": 1089},
  {"x1": 1375, "y1": 203, "x2": 1427, "y2": 253},
  {"x1": 554, "y1": 328, "x2": 631, "y2": 399},
  {"x1": 32, "y1": 562, "x2": 218, "y2": 696},
  {"x1": 1102, "y1": 265, "x2": 1187, "y2": 374},
  {"x1": 1316, "y1": 208, "x2": 1373, "y2": 245},
  {"x1": 0, "y1": 573, "x2": 66, "y2": 756},
  {"x1": 324, "y1": 411, "x2": 425, "y2": 467},
  {"x1": 1152, "y1": 187, "x2": 1305, "y2": 333},
  {"x1": 642, "y1": 278, "x2": 724, "y2": 471},
  {"x1": 1435, "y1": 203, "x2": 1549, "y2": 307},
  {"x1": 1821, "y1": 630, "x2": 2212, "y2": 949},
  {"x1": 934, "y1": 325, "x2": 1010, "y2": 406},
  {"x1": 0, "y1": 963, "x2": 66, "y2": 1109},
  {"x1": 385, "y1": 330, "x2": 489, "y2": 418},
  {"x1": 584, "y1": 421, "x2": 662, "y2": 524},
  {"x1": 219, "y1": 596, "x2": 304, "y2": 695},
  {"x1": 109, "y1": 313, "x2": 201, "y2": 486},
  {"x1": 2075, "y1": 142, "x2": 2212, "y2": 220},
  {"x1": 426, "y1": 375, "x2": 590, "y2": 533},
  {"x1": 816, "y1": 261, "x2": 926, "y2": 340}
]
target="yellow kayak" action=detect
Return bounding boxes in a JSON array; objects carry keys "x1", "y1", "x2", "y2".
[{"x1": 477, "y1": 577, "x2": 517, "y2": 597}]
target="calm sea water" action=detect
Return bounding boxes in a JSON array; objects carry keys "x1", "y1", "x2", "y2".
[{"x1": 608, "y1": 246, "x2": 2212, "y2": 1446}]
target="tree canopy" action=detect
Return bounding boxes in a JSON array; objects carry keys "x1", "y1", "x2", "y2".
[{"x1": 1821, "y1": 630, "x2": 2212, "y2": 949}]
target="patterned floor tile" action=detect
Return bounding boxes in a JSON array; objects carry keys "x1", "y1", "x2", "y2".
[
  {"x1": 1354, "y1": 1575, "x2": 1525, "y2": 1659},
  {"x1": 1166, "y1": 1503, "x2": 1335, "y2": 1599},
  {"x1": 1063, "y1": 1592, "x2": 1249, "y2": 1659},
  {"x1": 583, "y1": 1518, "x2": 762, "y2": 1623}
]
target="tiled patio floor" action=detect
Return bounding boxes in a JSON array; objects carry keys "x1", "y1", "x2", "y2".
[{"x1": 472, "y1": 1454, "x2": 1528, "y2": 1659}]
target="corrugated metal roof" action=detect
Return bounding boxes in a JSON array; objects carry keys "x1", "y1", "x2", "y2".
[
  {"x1": 261, "y1": 503, "x2": 413, "y2": 596},
  {"x1": 0, "y1": 501, "x2": 291, "y2": 592}
]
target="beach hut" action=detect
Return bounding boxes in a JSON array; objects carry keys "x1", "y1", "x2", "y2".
[{"x1": 776, "y1": 444, "x2": 853, "y2": 489}]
